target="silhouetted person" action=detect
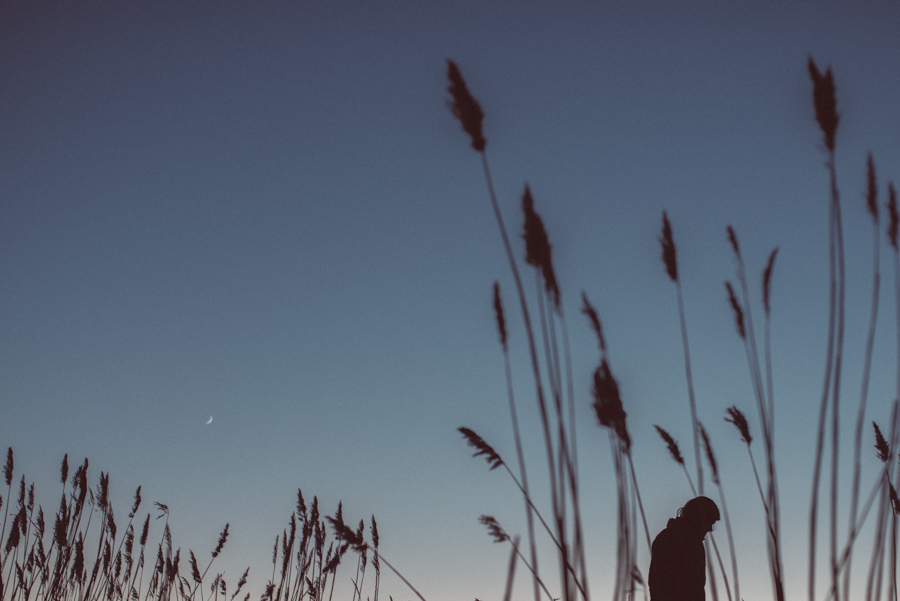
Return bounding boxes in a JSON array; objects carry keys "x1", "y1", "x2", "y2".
[{"x1": 648, "y1": 496, "x2": 720, "y2": 601}]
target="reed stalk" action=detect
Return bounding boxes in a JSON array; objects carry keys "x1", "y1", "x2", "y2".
[
  {"x1": 724, "y1": 227, "x2": 786, "y2": 601},
  {"x1": 659, "y1": 214, "x2": 704, "y2": 496},
  {"x1": 492, "y1": 282, "x2": 542, "y2": 601},
  {"x1": 845, "y1": 154, "x2": 883, "y2": 601},
  {"x1": 807, "y1": 55, "x2": 844, "y2": 601}
]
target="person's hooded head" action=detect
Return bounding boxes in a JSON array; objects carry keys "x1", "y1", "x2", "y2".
[{"x1": 677, "y1": 496, "x2": 720, "y2": 540}]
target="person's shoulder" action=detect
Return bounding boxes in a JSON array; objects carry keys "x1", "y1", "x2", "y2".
[{"x1": 652, "y1": 519, "x2": 678, "y2": 549}]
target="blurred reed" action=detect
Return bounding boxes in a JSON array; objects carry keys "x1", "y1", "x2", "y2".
[{"x1": 448, "y1": 55, "x2": 900, "y2": 601}]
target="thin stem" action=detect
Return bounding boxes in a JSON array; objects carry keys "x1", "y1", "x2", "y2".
[
  {"x1": 502, "y1": 338, "x2": 541, "y2": 601},
  {"x1": 377, "y1": 556, "x2": 427, "y2": 601},
  {"x1": 830, "y1": 156, "x2": 847, "y2": 601},
  {"x1": 810, "y1": 149, "x2": 840, "y2": 601},
  {"x1": 847, "y1": 207, "x2": 881, "y2": 601},
  {"x1": 626, "y1": 454, "x2": 651, "y2": 554},
  {"x1": 480, "y1": 151, "x2": 565, "y2": 601},
  {"x1": 675, "y1": 282, "x2": 703, "y2": 495},
  {"x1": 708, "y1": 534, "x2": 732, "y2": 601}
]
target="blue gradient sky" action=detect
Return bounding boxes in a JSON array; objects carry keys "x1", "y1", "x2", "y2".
[{"x1": 2, "y1": 1, "x2": 900, "y2": 600}]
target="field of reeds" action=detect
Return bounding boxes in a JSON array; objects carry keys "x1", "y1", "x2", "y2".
[
  {"x1": 447, "y1": 56, "x2": 900, "y2": 601},
  {"x1": 0, "y1": 448, "x2": 409, "y2": 601},
  {"x1": 3, "y1": 56, "x2": 900, "y2": 601}
]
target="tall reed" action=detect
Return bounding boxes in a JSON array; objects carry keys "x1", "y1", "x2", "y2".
[
  {"x1": 845, "y1": 153, "x2": 883, "y2": 601},
  {"x1": 807, "y1": 55, "x2": 845, "y2": 601},
  {"x1": 444, "y1": 55, "x2": 900, "y2": 601},
  {"x1": 447, "y1": 59, "x2": 590, "y2": 601},
  {"x1": 723, "y1": 227, "x2": 785, "y2": 601}
]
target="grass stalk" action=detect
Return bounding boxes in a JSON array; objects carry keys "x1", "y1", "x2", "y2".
[
  {"x1": 479, "y1": 144, "x2": 565, "y2": 601},
  {"x1": 725, "y1": 229, "x2": 785, "y2": 601},
  {"x1": 807, "y1": 56, "x2": 844, "y2": 601},
  {"x1": 502, "y1": 535, "x2": 520, "y2": 601},
  {"x1": 846, "y1": 154, "x2": 882, "y2": 601},
  {"x1": 494, "y1": 282, "x2": 542, "y2": 601}
]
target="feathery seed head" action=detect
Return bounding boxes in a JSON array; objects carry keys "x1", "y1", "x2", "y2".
[
  {"x1": 591, "y1": 359, "x2": 630, "y2": 449},
  {"x1": 891, "y1": 483, "x2": 900, "y2": 515},
  {"x1": 140, "y1": 515, "x2": 150, "y2": 547},
  {"x1": 4, "y1": 448, "x2": 13, "y2": 486},
  {"x1": 73, "y1": 533, "x2": 85, "y2": 583},
  {"x1": 5, "y1": 508, "x2": 23, "y2": 552},
  {"x1": 446, "y1": 60, "x2": 486, "y2": 152},
  {"x1": 521, "y1": 186, "x2": 560, "y2": 308},
  {"x1": 725, "y1": 281, "x2": 746, "y2": 339},
  {"x1": 327, "y1": 514, "x2": 366, "y2": 552},
  {"x1": 660, "y1": 212, "x2": 678, "y2": 282},
  {"x1": 310, "y1": 497, "x2": 319, "y2": 529},
  {"x1": 107, "y1": 508, "x2": 117, "y2": 541},
  {"x1": 36, "y1": 506, "x2": 45, "y2": 537},
  {"x1": 131, "y1": 486, "x2": 142, "y2": 518},
  {"x1": 212, "y1": 524, "x2": 229, "y2": 558},
  {"x1": 725, "y1": 406, "x2": 752, "y2": 445},
  {"x1": 103, "y1": 540, "x2": 112, "y2": 572},
  {"x1": 726, "y1": 226, "x2": 740, "y2": 258},
  {"x1": 492, "y1": 282, "x2": 507, "y2": 351},
  {"x1": 581, "y1": 292, "x2": 607, "y2": 354},
  {"x1": 874, "y1": 422, "x2": 890, "y2": 463},
  {"x1": 370, "y1": 515, "x2": 379, "y2": 549},
  {"x1": 888, "y1": 182, "x2": 898, "y2": 250},
  {"x1": 808, "y1": 57, "x2": 839, "y2": 153},
  {"x1": 866, "y1": 153, "x2": 878, "y2": 220},
  {"x1": 478, "y1": 515, "x2": 508, "y2": 543},
  {"x1": 60, "y1": 454, "x2": 68, "y2": 486},
  {"x1": 334, "y1": 501, "x2": 344, "y2": 533},
  {"x1": 700, "y1": 423, "x2": 719, "y2": 485},
  {"x1": 763, "y1": 248, "x2": 779, "y2": 316},
  {"x1": 653, "y1": 426, "x2": 684, "y2": 465},
  {"x1": 296, "y1": 489, "x2": 306, "y2": 522},
  {"x1": 190, "y1": 551, "x2": 201, "y2": 583},
  {"x1": 52, "y1": 505, "x2": 67, "y2": 549},
  {"x1": 235, "y1": 567, "x2": 249, "y2": 596},
  {"x1": 97, "y1": 471, "x2": 109, "y2": 512},
  {"x1": 458, "y1": 427, "x2": 503, "y2": 470}
]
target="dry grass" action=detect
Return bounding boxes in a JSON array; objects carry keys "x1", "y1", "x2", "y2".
[
  {"x1": 448, "y1": 56, "x2": 900, "y2": 601},
  {"x1": 0, "y1": 450, "x2": 424, "y2": 601}
]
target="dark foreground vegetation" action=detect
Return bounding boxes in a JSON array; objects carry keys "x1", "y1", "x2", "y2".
[{"x1": 450, "y1": 57, "x2": 900, "y2": 601}]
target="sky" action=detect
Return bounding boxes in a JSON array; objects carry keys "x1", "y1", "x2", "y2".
[{"x1": 2, "y1": 1, "x2": 900, "y2": 600}]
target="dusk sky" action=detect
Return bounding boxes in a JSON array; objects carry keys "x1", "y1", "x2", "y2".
[{"x1": 2, "y1": 1, "x2": 900, "y2": 600}]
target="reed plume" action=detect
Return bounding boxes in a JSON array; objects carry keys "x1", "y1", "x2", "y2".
[
  {"x1": 725, "y1": 282, "x2": 745, "y2": 340},
  {"x1": 808, "y1": 57, "x2": 839, "y2": 153},
  {"x1": 446, "y1": 60, "x2": 485, "y2": 152},
  {"x1": 522, "y1": 185, "x2": 560, "y2": 309},
  {"x1": 888, "y1": 184, "x2": 898, "y2": 250},
  {"x1": 654, "y1": 425, "x2": 698, "y2": 495},
  {"x1": 458, "y1": 427, "x2": 504, "y2": 470}
]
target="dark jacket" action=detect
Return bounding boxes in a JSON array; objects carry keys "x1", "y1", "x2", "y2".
[{"x1": 648, "y1": 518, "x2": 706, "y2": 601}]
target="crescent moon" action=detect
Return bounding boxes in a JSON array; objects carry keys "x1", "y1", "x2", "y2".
[{"x1": 205, "y1": 416, "x2": 213, "y2": 425}]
